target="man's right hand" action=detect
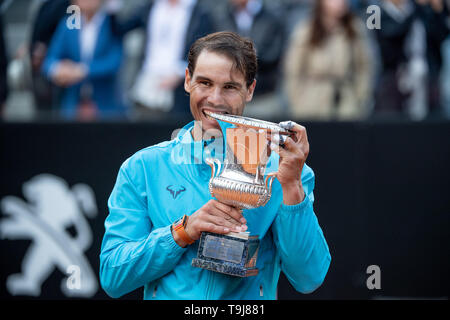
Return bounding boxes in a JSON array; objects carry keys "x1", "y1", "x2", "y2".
[
  {"x1": 52, "y1": 60, "x2": 87, "y2": 87},
  {"x1": 172, "y1": 200, "x2": 247, "y2": 247}
]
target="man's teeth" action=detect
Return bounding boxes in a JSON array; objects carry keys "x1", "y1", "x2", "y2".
[{"x1": 203, "y1": 110, "x2": 229, "y2": 116}]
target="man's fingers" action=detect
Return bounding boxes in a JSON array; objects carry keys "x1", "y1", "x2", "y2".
[
  {"x1": 279, "y1": 120, "x2": 302, "y2": 133},
  {"x1": 212, "y1": 201, "x2": 246, "y2": 225},
  {"x1": 269, "y1": 134, "x2": 299, "y2": 153},
  {"x1": 188, "y1": 201, "x2": 247, "y2": 240},
  {"x1": 279, "y1": 121, "x2": 307, "y2": 143},
  {"x1": 211, "y1": 200, "x2": 233, "y2": 214},
  {"x1": 291, "y1": 124, "x2": 308, "y2": 143},
  {"x1": 200, "y1": 221, "x2": 247, "y2": 235},
  {"x1": 202, "y1": 222, "x2": 232, "y2": 234},
  {"x1": 207, "y1": 215, "x2": 247, "y2": 233},
  {"x1": 269, "y1": 140, "x2": 291, "y2": 158},
  {"x1": 278, "y1": 120, "x2": 296, "y2": 131}
]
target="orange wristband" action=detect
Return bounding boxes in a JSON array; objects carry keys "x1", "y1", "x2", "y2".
[{"x1": 172, "y1": 215, "x2": 195, "y2": 245}]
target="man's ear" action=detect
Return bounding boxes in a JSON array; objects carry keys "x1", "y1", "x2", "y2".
[
  {"x1": 245, "y1": 79, "x2": 257, "y2": 103},
  {"x1": 184, "y1": 68, "x2": 191, "y2": 94}
]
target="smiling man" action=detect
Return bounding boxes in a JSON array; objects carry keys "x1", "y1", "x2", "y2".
[
  {"x1": 184, "y1": 33, "x2": 257, "y2": 138},
  {"x1": 99, "y1": 31, "x2": 331, "y2": 300}
]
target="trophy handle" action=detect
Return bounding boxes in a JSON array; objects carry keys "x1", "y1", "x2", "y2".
[
  {"x1": 264, "y1": 172, "x2": 277, "y2": 194},
  {"x1": 205, "y1": 158, "x2": 222, "y2": 178}
]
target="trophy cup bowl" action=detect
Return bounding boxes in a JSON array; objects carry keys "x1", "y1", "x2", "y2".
[{"x1": 191, "y1": 111, "x2": 294, "y2": 277}]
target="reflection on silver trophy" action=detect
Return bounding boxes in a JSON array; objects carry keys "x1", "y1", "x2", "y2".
[{"x1": 191, "y1": 111, "x2": 294, "y2": 277}]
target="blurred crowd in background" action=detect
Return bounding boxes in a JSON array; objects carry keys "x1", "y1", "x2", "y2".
[{"x1": 0, "y1": 0, "x2": 449, "y2": 122}]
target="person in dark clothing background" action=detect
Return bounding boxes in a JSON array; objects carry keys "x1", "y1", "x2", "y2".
[
  {"x1": 374, "y1": 0, "x2": 419, "y2": 116},
  {"x1": 42, "y1": 0, "x2": 127, "y2": 120},
  {"x1": 111, "y1": 0, "x2": 214, "y2": 118},
  {"x1": 213, "y1": 0, "x2": 285, "y2": 98},
  {"x1": 29, "y1": 0, "x2": 70, "y2": 117},
  {"x1": 416, "y1": 0, "x2": 449, "y2": 116},
  {"x1": 373, "y1": 0, "x2": 449, "y2": 119},
  {"x1": 0, "y1": 12, "x2": 8, "y2": 116}
]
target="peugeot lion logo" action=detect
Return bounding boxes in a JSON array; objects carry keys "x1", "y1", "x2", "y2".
[{"x1": 0, "y1": 174, "x2": 98, "y2": 297}]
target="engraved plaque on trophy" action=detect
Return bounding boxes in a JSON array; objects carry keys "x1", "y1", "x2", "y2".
[{"x1": 191, "y1": 111, "x2": 293, "y2": 277}]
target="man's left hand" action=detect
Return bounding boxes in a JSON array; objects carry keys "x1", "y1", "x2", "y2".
[{"x1": 267, "y1": 121, "x2": 309, "y2": 205}]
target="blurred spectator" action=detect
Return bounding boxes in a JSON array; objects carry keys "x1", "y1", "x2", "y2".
[
  {"x1": 283, "y1": 0, "x2": 373, "y2": 120},
  {"x1": 373, "y1": 0, "x2": 449, "y2": 120},
  {"x1": 0, "y1": 12, "x2": 8, "y2": 116},
  {"x1": 29, "y1": 0, "x2": 70, "y2": 117},
  {"x1": 111, "y1": 0, "x2": 214, "y2": 119},
  {"x1": 443, "y1": 13, "x2": 450, "y2": 118},
  {"x1": 42, "y1": 0, "x2": 126, "y2": 121},
  {"x1": 213, "y1": 0, "x2": 285, "y2": 98},
  {"x1": 279, "y1": 0, "x2": 314, "y2": 37},
  {"x1": 373, "y1": 0, "x2": 422, "y2": 118},
  {"x1": 415, "y1": 0, "x2": 449, "y2": 117}
]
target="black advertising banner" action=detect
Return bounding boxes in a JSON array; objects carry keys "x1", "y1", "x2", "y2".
[
  {"x1": 0, "y1": 120, "x2": 449, "y2": 300},
  {"x1": 0, "y1": 121, "x2": 180, "y2": 300}
]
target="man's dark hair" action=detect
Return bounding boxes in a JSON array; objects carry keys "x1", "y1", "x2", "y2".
[{"x1": 187, "y1": 31, "x2": 257, "y2": 88}]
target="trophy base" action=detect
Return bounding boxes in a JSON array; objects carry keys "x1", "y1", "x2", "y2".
[
  {"x1": 191, "y1": 258, "x2": 259, "y2": 277},
  {"x1": 192, "y1": 232, "x2": 260, "y2": 278}
]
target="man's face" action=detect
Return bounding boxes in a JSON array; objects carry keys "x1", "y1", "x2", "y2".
[
  {"x1": 184, "y1": 50, "x2": 256, "y2": 135},
  {"x1": 74, "y1": 0, "x2": 103, "y2": 16},
  {"x1": 322, "y1": 0, "x2": 348, "y2": 19},
  {"x1": 231, "y1": 0, "x2": 249, "y2": 9}
]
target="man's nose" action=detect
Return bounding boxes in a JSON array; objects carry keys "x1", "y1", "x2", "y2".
[{"x1": 206, "y1": 87, "x2": 225, "y2": 106}]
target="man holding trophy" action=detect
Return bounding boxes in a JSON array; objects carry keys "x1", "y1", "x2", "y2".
[{"x1": 100, "y1": 31, "x2": 331, "y2": 299}]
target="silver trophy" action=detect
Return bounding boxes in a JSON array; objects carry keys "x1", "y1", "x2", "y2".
[{"x1": 191, "y1": 111, "x2": 294, "y2": 277}]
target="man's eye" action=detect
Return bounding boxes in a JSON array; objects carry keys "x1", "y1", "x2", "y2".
[
  {"x1": 199, "y1": 81, "x2": 211, "y2": 86},
  {"x1": 224, "y1": 85, "x2": 237, "y2": 90}
]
